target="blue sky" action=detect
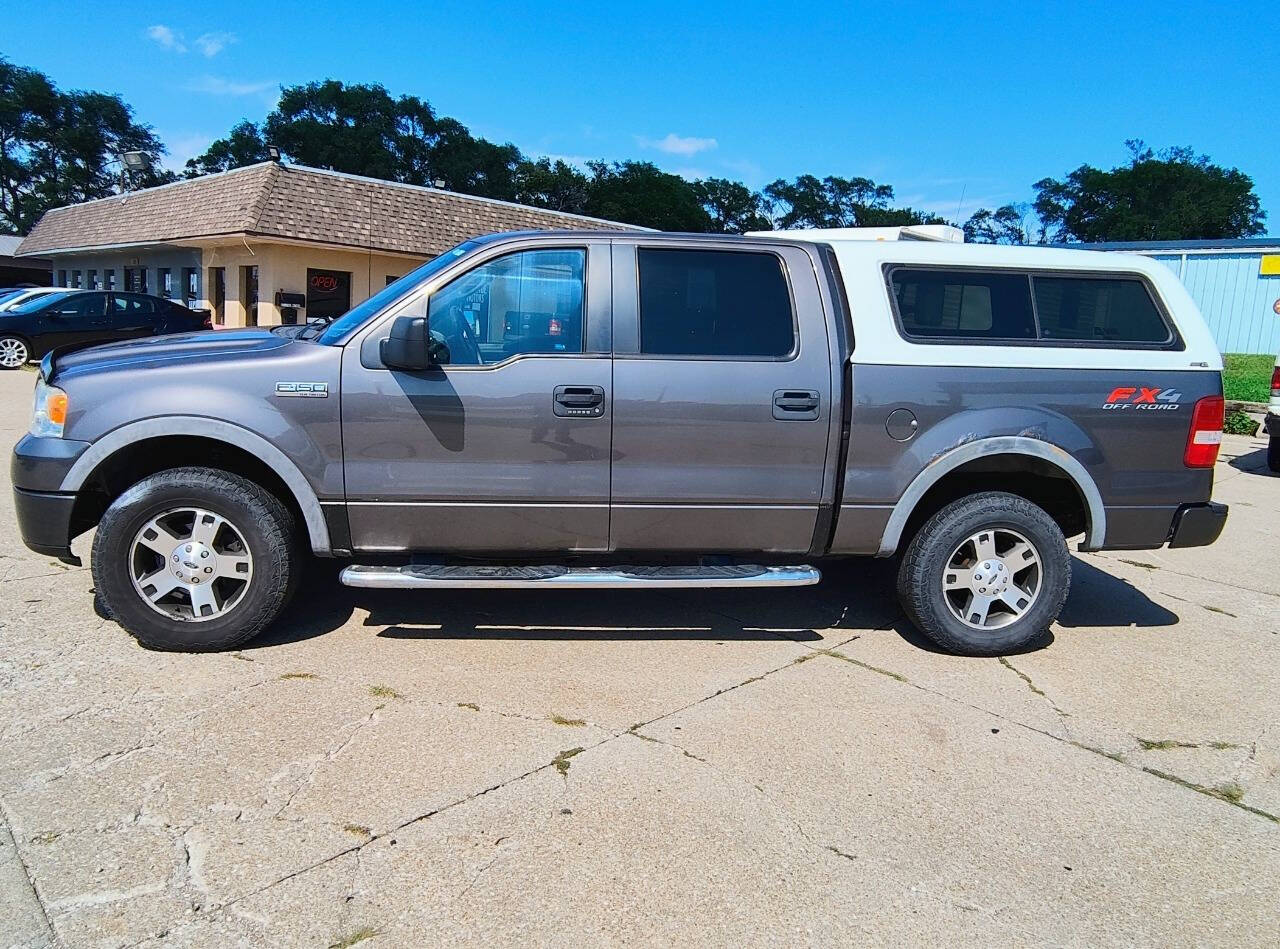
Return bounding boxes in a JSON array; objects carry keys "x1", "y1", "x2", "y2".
[{"x1": 8, "y1": 0, "x2": 1278, "y2": 231}]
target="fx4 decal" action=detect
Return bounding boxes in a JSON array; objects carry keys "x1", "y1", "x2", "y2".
[{"x1": 1103, "y1": 386, "x2": 1181, "y2": 411}]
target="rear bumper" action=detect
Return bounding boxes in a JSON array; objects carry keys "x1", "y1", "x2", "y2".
[
  {"x1": 1167, "y1": 501, "x2": 1229, "y2": 549},
  {"x1": 14, "y1": 487, "x2": 80, "y2": 564}
]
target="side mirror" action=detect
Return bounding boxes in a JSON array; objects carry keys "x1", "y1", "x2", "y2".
[{"x1": 380, "y1": 316, "x2": 431, "y2": 370}]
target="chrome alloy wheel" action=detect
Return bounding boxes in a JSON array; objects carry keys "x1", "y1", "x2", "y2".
[
  {"x1": 0, "y1": 337, "x2": 27, "y2": 369},
  {"x1": 129, "y1": 508, "x2": 253, "y2": 622},
  {"x1": 942, "y1": 527, "x2": 1042, "y2": 631}
]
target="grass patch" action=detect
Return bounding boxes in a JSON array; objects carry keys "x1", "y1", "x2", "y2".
[
  {"x1": 1223, "y1": 353, "x2": 1274, "y2": 403},
  {"x1": 1119, "y1": 559, "x2": 1157, "y2": 571},
  {"x1": 552, "y1": 747, "x2": 584, "y2": 776},
  {"x1": 368, "y1": 685, "x2": 401, "y2": 699},
  {"x1": 456, "y1": 702, "x2": 479, "y2": 711},
  {"x1": 329, "y1": 926, "x2": 379, "y2": 948},
  {"x1": 1203, "y1": 605, "x2": 1237, "y2": 618},
  {"x1": 30, "y1": 831, "x2": 59, "y2": 844},
  {"x1": 550, "y1": 714, "x2": 586, "y2": 727},
  {"x1": 1137, "y1": 737, "x2": 1198, "y2": 751},
  {"x1": 279, "y1": 672, "x2": 318, "y2": 680},
  {"x1": 342, "y1": 823, "x2": 372, "y2": 838}
]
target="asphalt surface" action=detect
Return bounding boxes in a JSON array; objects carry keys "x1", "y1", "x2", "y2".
[{"x1": 0, "y1": 366, "x2": 1276, "y2": 947}]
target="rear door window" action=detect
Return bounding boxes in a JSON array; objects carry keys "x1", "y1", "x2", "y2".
[
  {"x1": 1032, "y1": 276, "x2": 1172, "y2": 344},
  {"x1": 637, "y1": 249, "x2": 794, "y2": 358},
  {"x1": 890, "y1": 269, "x2": 1036, "y2": 341}
]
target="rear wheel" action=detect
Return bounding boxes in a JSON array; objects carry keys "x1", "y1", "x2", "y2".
[
  {"x1": 92, "y1": 467, "x2": 298, "y2": 651},
  {"x1": 0, "y1": 335, "x2": 28, "y2": 369},
  {"x1": 897, "y1": 492, "x2": 1070, "y2": 656}
]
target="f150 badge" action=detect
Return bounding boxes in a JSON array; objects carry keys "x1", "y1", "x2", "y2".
[
  {"x1": 275, "y1": 382, "x2": 329, "y2": 398},
  {"x1": 1103, "y1": 386, "x2": 1181, "y2": 411}
]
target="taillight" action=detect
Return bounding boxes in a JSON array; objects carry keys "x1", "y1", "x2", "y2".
[
  {"x1": 1184, "y1": 395, "x2": 1224, "y2": 468},
  {"x1": 548, "y1": 318, "x2": 562, "y2": 336},
  {"x1": 1271, "y1": 365, "x2": 1280, "y2": 397}
]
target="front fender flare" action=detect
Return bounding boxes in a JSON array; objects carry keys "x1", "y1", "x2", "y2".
[
  {"x1": 876, "y1": 436, "x2": 1106, "y2": 556},
  {"x1": 60, "y1": 416, "x2": 332, "y2": 555}
]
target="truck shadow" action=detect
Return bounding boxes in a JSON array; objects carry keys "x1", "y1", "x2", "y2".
[
  {"x1": 1226, "y1": 446, "x2": 1276, "y2": 478},
  {"x1": 250, "y1": 554, "x2": 1179, "y2": 652}
]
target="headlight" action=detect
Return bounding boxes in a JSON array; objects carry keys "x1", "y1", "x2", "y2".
[{"x1": 30, "y1": 379, "x2": 69, "y2": 438}]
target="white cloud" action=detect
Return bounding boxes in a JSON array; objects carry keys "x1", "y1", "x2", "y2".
[
  {"x1": 194, "y1": 32, "x2": 237, "y2": 57},
  {"x1": 637, "y1": 133, "x2": 718, "y2": 157},
  {"x1": 184, "y1": 76, "x2": 278, "y2": 97},
  {"x1": 146, "y1": 25, "x2": 187, "y2": 53}
]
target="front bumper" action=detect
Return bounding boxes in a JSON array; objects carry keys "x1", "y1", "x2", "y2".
[
  {"x1": 14, "y1": 487, "x2": 80, "y2": 563},
  {"x1": 1167, "y1": 501, "x2": 1229, "y2": 549},
  {"x1": 12, "y1": 434, "x2": 91, "y2": 564}
]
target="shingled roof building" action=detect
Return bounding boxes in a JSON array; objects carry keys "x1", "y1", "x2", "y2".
[{"x1": 17, "y1": 162, "x2": 637, "y2": 327}]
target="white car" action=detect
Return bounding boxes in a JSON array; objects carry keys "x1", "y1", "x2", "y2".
[
  {"x1": 0, "y1": 287, "x2": 77, "y2": 313},
  {"x1": 1268, "y1": 354, "x2": 1279, "y2": 472}
]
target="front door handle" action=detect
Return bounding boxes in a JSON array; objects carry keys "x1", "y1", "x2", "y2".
[
  {"x1": 773, "y1": 389, "x2": 820, "y2": 421},
  {"x1": 553, "y1": 385, "x2": 606, "y2": 418}
]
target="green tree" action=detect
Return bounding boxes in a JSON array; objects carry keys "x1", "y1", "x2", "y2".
[
  {"x1": 693, "y1": 177, "x2": 771, "y2": 233},
  {"x1": 1033, "y1": 141, "x2": 1265, "y2": 242},
  {"x1": 763, "y1": 174, "x2": 941, "y2": 229},
  {"x1": 0, "y1": 58, "x2": 171, "y2": 233},
  {"x1": 515, "y1": 157, "x2": 591, "y2": 214},
  {"x1": 184, "y1": 120, "x2": 269, "y2": 177},
  {"x1": 963, "y1": 204, "x2": 1034, "y2": 244},
  {"x1": 584, "y1": 161, "x2": 712, "y2": 231}
]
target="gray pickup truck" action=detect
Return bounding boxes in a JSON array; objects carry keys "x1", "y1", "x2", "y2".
[{"x1": 12, "y1": 229, "x2": 1229, "y2": 656}]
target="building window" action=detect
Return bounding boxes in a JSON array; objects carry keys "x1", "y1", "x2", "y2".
[
  {"x1": 105, "y1": 269, "x2": 116, "y2": 290},
  {"x1": 182, "y1": 268, "x2": 199, "y2": 308},
  {"x1": 87, "y1": 269, "x2": 99, "y2": 290},
  {"x1": 123, "y1": 267, "x2": 149, "y2": 294},
  {"x1": 56, "y1": 269, "x2": 66, "y2": 287},
  {"x1": 386, "y1": 274, "x2": 400, "y2": 286},
  {"x1": 159, "y1": 268, "x2": 173, "y2": 299}
]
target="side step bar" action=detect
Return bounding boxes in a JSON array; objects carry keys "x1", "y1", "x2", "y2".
[{"x1": 339, "y1": 563, "x2": 821, "y2": 590}]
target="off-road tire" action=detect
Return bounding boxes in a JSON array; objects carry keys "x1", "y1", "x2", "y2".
[
  {"x1": 897, "y1": 492, "x2": 1071, "y2": 657},
  {"x1": 0, "y1": 335, "x2": 29, "y2": 370},
  {"x1": 1268, "y1": 436, "x2": 1280, "y2": 473},
  {"x1": 92, "y1": 467, "x2": 299, "y2": 651}
]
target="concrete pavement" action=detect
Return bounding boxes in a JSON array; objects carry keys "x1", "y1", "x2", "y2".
[{"x1": 0, "y1": 367, "x2": 1276, "y2": 947}]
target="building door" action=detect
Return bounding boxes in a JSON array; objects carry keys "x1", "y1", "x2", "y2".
[
  {"x1": 307, "y1": 269, "x2": 352, "y2": 320},
  {"x1": 339, "y1": 242, "x2": 612, "y2": 553},
  {"x1": 241, "y1": 265, "x2": 258, "y2": 326},
  {"x1": 209, "y1": 268, "x2": 225, "y2": 324},
  {"x1": 608, "y1": 242, "x2": 833, "y2": 554}
]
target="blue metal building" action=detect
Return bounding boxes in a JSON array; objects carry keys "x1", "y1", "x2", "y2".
[{"x1": 1076, "y1": 238, "x2": 1280, "y2": 355}]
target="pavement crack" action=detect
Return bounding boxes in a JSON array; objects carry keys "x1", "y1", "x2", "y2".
[
  {"x1": 999, "y1": 656, "x2": 1073, "y2": 738},
  {"x1": 0, "y1": 797, "x2": 58, "y2": 945},
  {"x1": 1140, "y1": 767, "x2": 1279, "y2": 824}
]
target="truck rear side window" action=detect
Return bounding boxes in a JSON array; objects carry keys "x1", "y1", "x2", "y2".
[
  {"x1": 891, "y1": 269, "x2": 1036, "y2": 341},
  {"x1": 637, "y1": 249, "x2": 794, "y2": 358},
  {"x1": 1032, "y1": 276, "x2": 1171, "y2": 344}
]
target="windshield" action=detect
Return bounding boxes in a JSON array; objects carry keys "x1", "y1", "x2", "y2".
[
  {"x1": 9, "y1": 291, "x2": 72, "y2": 314},
  {"x1": 316, "y1": 241, "x2": 481, "y2": 345},
  {"x1": 0, "y1": 289, "x2": 24, "y2": 306}
]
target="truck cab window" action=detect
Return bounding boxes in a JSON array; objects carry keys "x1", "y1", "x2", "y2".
[
  {"x1": 426, "y1": 249, "x2": 585, "y2": 366},
  {"x1": 637, "y1": 249, "x2": 794, "y2": 357}
]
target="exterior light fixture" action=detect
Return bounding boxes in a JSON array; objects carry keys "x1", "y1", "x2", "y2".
[
  {"x1": 267, "y1": 144, "x2": 282, "y2": 162},
  {"x1": 121, "y1": 151, "x2": 151, "y2": 172},
  {"x1": 432, "y1": 178, "x2": 446, "y2": 189}
]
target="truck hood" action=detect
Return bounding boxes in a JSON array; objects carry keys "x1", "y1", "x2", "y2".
[{"x1": 51, "y1": 330, "x2": 292, "y2": 381}]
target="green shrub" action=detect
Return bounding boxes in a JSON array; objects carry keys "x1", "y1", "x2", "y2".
[
  {"x1": 1222, "y1": 410, "x2": 1259, "y2": 436},
  {"x1": 1222, "y1": 354, "x2": 1274, "y2": 403}
]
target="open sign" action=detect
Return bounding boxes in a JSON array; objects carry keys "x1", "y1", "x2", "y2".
[{"x1": 310, "y1": 274, "x2": 339, "y2": 292}]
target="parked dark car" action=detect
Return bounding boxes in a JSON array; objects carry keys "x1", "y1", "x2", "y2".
[{"x1": 0, "y1": 291, "x2": 210, "y2": 369}]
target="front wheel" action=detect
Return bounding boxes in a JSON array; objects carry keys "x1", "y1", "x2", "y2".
[
  {"x1": 1268, "y1": 436, "x2": 1280, "y2": 473},
  {"x1": 92, "y1": 467, "x2": 299, "y2": 651},
  {"x1": 0, "y1": 335, "x2": 29, "y2": 369},
  {"x1": 897, "y1": 492, "x2": 1071, "y2": 656}
]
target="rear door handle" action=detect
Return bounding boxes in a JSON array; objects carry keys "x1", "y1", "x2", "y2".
[
  {"x1": 553, "y1": 385, "x2": 606, "y2": 418},
  {"x1": 773, "y1": 389, "x2": 820, "y2": 421}
]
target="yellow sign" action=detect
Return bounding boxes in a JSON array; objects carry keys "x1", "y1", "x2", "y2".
[{"x1": 1261, "y1": 255, "x2": 1280, "y2": 276}]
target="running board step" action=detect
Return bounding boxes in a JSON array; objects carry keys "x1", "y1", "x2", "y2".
[{"x1": 339, "y1": 563, "x2": 821, "y2": 589}]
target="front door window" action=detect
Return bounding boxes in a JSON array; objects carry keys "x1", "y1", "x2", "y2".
[{"x1": 426, "y1": 249, "x2": 585, "y2": 365}]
